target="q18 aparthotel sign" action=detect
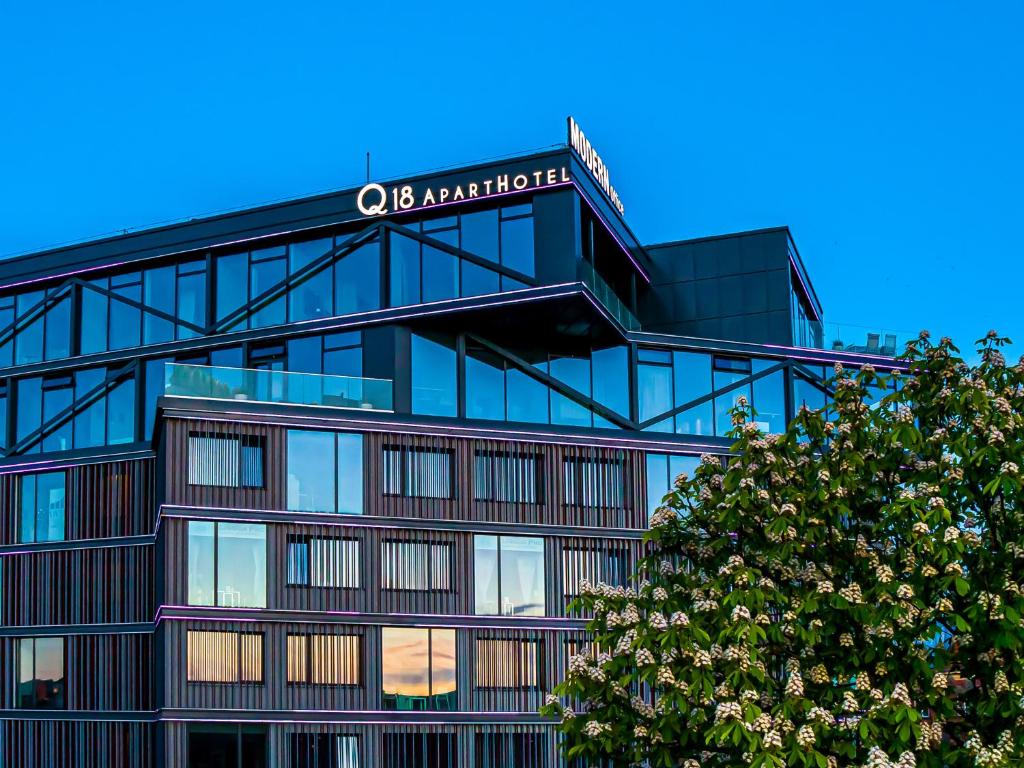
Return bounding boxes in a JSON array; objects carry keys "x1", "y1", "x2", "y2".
[
  {"x1": 356, "y1": 165, "x2": 571, "y2": 217},
  {"x1": 567, "y1": 116, "x2": 624, "y2": 216}
]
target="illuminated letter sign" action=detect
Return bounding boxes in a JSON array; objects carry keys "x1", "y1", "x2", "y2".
[
  {"x1": 355, "y1": 165, "x2": 571, "y2": 217},
  {"x1": 567, "y1": 116, "x2": 625, "y2": 216}
]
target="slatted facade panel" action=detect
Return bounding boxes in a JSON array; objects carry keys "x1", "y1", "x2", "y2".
[
  {"x1": 466, "y1": 628, "x2": 556, "y2": 713},
  {"x1": 279, "y1": 622, "x2": 373, "y2": 711},
  {"x1": 0, "y1": 632, "x2": 153, "y2": 710},
  {"x1": 0, "y1": 458, "x2": 155, "y2": 545},
  {"x1": 548, "y1": 535, "x2": 646, "y2": 618},
  {"x1": 0, "y1": 543, "x2": 154, "y2": 625},
  {"x1": 163, "y1": 518, "x2": 470, "y2": 616},
  {"x1": 162, "y1": 417, "x2": 285, "y2": 511},
  {"x1": 161, "y1": 721, "x2": 558, "y2": 768},
  {"x1": 1, "y1": 720, "x2": 154, "y2": 768}
]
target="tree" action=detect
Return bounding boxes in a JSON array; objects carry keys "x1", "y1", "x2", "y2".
[{"x1": 543, "y1": 333, "x2": 1024, "y2": 768}]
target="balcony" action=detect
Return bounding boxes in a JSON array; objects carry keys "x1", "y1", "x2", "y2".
[
  {"x1": 163, "y1": 364, "x2": 394, "y2": 412},
  {"x1": 821, "y1": 322, "x2": 916, "y2": 357},
  {"x1": 577, "y1": 261, "x2": 641, "y2": 332}
]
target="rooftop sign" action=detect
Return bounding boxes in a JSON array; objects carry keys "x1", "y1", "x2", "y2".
[{"x1": 567, "y1": 116, "x2": 625, "y2": 216}]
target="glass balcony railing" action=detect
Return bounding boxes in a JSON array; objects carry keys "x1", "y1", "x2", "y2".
[
  {"x1": 577, "y1": 261, "x2": 641, "y2": 331},
  {"x1": 821, "y1": 322, "x2": 916, "y2": 357},
  {"x1": 164, "y1": 364, "x2": 393, "y2": 412}
]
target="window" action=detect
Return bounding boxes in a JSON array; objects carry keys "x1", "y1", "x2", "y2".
[
  {"x1": 382, "y1": 446, "x2": 453, "y2": 499},
  {"x1": 19, "y1": 471, "x2": 66, "y2": 544},
  {"x1": 638, "y1": 348, "x2": 673, "y2": 431},
  {"x1": 286, "y1": 430, "x2": 363, "y2": 514},
  {"x1": 645, "y1": 453, "x2": 702, "y2": 519},
  {"x1": 562, "y1": 546, "x2": 630, "y2": 598},
  {"x1": 187, "y1": 630, "x2": 264, "y2": 683},
  {"x1": 287, "y1": 536, "x2": 361, "y2": 588},
  {"x1": 713, "y1": 356, "x2": 753, "y2": 437},
  {"x1": 189, "y1": 725, "x2": 268, "y2": 768},
  {"x1": 381, "y1": 541, "x2": 451, "y2": 591},
  {"x1": 475, "y1": 638, "x2": 542, "y2": 688},
  {"x1": 474, "y1": 536, "x2": 545, "y2": 616},
  {"x1": 287, "y1": 633, "x2": 361, "y2": 685},
  {"x1": 187, "y1": 433, "x2": 264, "y2": 488},
  {"x1": 562, "y1": 457, "x2": 626, "y2": 508},
  {"x1": 188, "y1": 521, "x2": 267, "y2": 608},
  {"x1": 381, "y1": 627, "x2": 456, "y2": 710},
  {"x1": 474, "y1": 451, "x2": 542, "y2": 503},
  {"x1": 290, "y1": 734, "x2": 360, "y2": 768},
  {"x1": 673, "y1": 350, "x2": 714, "y2": 436},
  {"x1": 411, "y1": 334, "x2": 457, "y2": 416},
  {"x1": 17, "y1": 637, "x2": 65, "y2": 709}
]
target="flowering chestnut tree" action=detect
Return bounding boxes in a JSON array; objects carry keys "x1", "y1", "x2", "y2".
[{"x1": 543, "y1": 333, "x2": 1024, "y2": 768}]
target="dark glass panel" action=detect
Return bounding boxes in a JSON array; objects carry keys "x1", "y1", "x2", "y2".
[
  {"x1": 286, "y1": 335, "x2": 322, "y2": 374},
  {"x1": 41, "y1": 382, "x2": 73, "y2": 453},
  {"x1": 460, "y1": 260, "x2": 499, "y2": 298},
  {"x1": 44, "y1": 292, "x2": 72, "y2": 361},
  {"x1": 466, "y1": 350, "x2": 505, "y2": 421},
  {"x1": 411, "y1": 335, "x2": 456, "y2": 417},
  {"x1": 506, "y1": 368, "x2": 548, "y2": 424},
  {"x1": 143, "y1": 266, "x2": 176, "y2": 345},
  {"x1": 80, "y1": 279, "x2": 109, "y2": 354},
  {"x1": 0, "y1": 297, "x2": 14, "y2": 367},
  {"x1": 638, "y1": 361, "x2": 673, "y2": 431},
  {"x1": 460, "y1": 209, "x2": 499, "y2": 261},
  {"x1": 752, "y1": 360, "x2": 786, "y2": 433},
  {"x1": 73, "y1": 367, "x2": 106, "y2": 449},
  {"x1": 107, "y1": 376, "x2": 136, "y2": 444},
  {"x1": 550, "y1": 356, "x2": 591, "y2": 427},
  {"x1": 334, "y1": 238, "x2": 381, "y2": 315},
  {"x1": 249, "y1": 252, "x2": 286, "y2": 329},
  {"x1": 289, "y1": 238, "x2": 334, "y2": 322},
  {"x1": 645, "y1": 453, "x2": 668, "y2": 520},
  {"x1": 15, "y1": 291, "x2": 44, "y2": 365},
  {"x1": 388, "y1": 234, "x2": 420, "y2": 307},
  {"x1": 215, "y1": 253, "x2": 248, "y2": 330},
  {"x1": 176, "y1": 264, "x2": 206, "y2": 340},
  {"x1": 15, "y1": 377, "x2": 42, "y2": 451},
  {"x1": 421, "y1": 246, "x2": 458, "y2": 302},
  {"x1": 109, "y1": 273, "x2": 142, "y2": 350},
  {"x1": 673, "y1": 351, "x2": 714, "y2": 436},
  {"x1": 592, "y1": 346, "x2": 629, "y2": 417},
  {"x1": 714, "y1": 369, "x2": 751, "y2": 437},
  {"x1": 500, "y1": 215, "x2": 535, "y2": 277}
]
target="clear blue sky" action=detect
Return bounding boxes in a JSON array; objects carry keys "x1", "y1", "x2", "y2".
[{"x1": 1, "y1": 1, "x2": 1021, "y2": 358}]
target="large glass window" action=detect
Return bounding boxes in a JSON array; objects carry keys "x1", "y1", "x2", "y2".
[
  {"x1": 186, "y1": 630, "x2": 263, "y2": 683},
  {"x1": 286, "y1": 430, "x2": 363, "y2": 514},
  {"x1": 287, "y1": 633, "x2": 361, "y2": 686},
  {"x1": 474, "y1": 535, "x2": 545, "y2": 616},
  {"x1": 473, "y1": 451, "x2": 541, "y2": 504},
  {"x1": 187, "y1": 521, "x2": 267, "y2": 608},
  {"x1": 288, "y1": 237, "x2": 334, "y2": 322},
  {"x1": 187, "y1": 433, "x2": 264, "y2": 488},
  {"x1": 287, "y1": 536, "x2": 361, "y2": 588},
  {"x1": 382, "y1": 447, "x2": 453, "y2": 499},
  {"x1": 381, "y1": 541, "x2": 451, "y2": 591},
  {"x1": 673, "y1": 350, "x2": 714, "y2": 436},
  {"x1": 475, "y1": 638, "x2": 542, "y2": 688},
  {"x1": 19, "y1": 471, "x2": 65, "y2": 544},
  {"x1": 645, "y1": 453, "x2": 702, "y2": 520},
  {"x1": 638, "y1": 348, "x2": 674, "y2": 431},
  {"x1": 381, "y1": 627, "x2": 456, "y2": 710},
  {"x1": 411, "y1": 334, "x2": 457, "y2": 417},
  {"x1": 713, "y1": 356, "x2": 753, "y2": 437},
  {"x1": 335, "y1": 236, "x2": 381, "y2": 315},
  {"x1": 17, "y1": 637, "x2": 65, "y2": 709}
]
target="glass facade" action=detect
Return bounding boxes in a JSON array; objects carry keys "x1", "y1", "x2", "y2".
[
  {"x1": 17, "y1": 637, "x2": 65, "y2": 709},
  {"x1": 187, "y1": 521, "x2": 267, "y2": 608},
  {"x1": 286, "y1": 430, "x2": 364, "y2": 514},
  {"x1": 19, "y1": 471, "x2": 65, "y2": 543},
  {"x1": 473, "y1": 535, "x2": 545, "y2": 616},
  {"x1": 380, "y1": 627, "x2": 457, "y2": 710}
]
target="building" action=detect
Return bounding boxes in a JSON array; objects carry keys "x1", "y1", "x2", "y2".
[{"x1": 0, "y1": 121, "x2": 907, "y2": 767}]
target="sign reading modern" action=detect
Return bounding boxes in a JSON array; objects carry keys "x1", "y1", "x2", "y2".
[
  {"x1": 567, "y1": 116, "x2": 624, "y2": 216},
  {"x1": 356, "y1": 166, "x2": 571, "y2": 217}
]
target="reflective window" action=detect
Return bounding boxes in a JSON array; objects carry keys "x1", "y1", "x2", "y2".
[
  {"x1": 713, "y1": 356, "x2": 752, "y2": 437},
  {"x1": 382, "y1": 447, "x2": 453, "y2": 499},
  {"x1": 381, "y1": 540, "x2": 451, "y2": 591},
  {"x1": 474, "y1": 451, "x2": 541, "y2": 504},
  {"x1": 381, "y1": 627, "x2": 456, "y2": 710},
  {"x1": 638, "y1": 348, "x2": 674, "y2": 431},
  {"x1": 187, "y1": 433, "x2": 264, "y2": 488},
  {"x1": 673, "y1": 350, "x2": 714, "y2": 436},
  {"x1": 389, "y1": 233, "x2": 421, "y2": 306},
  {"x1": 19, "y1": 472, "x2": 65, "y2": 543},
  {"x1": 286, "y1": 430, "x2": 363, "y2": 514},
  {"x1": 466, "y1": 346, "x2": 506, "y2": 421},
  {"x1": 475, "y1": 638, "x2": 541, "y2": 688},
  {"x1": 591, "y1": 346, "x2": 629, "y2": 419},
  {"x1": 287, "y1": 633, "x2": 361, "y2": 685},
  {"x1": 334, "y1": 236, "x2": 381, "y2": 315},
  {"x1": 752, "y1": 359, "x2": 786, "y2": 433},
  {"x1": 287, "y1": 536, "x2": 360, "y2": 588},
  {"x1": 474, "y1": 535, "x2": 545, "y2": 616},
  {"x1": 187, "y1": 521, "x2": 267, "y2": 608},
  {"x1": 645, "y1": 452, "x2": 702, "y2": 520},
  {"x1": 411, "y1": 334, "x2": 456, "y2": 416},
  {"x1": 17, "y1": 637, "x2": 65, "y2": 709},
  {"x1": 109, "y1": 272, "x2": 142, "y2": 350},
  {"x1": 288, "y1": 237, "x2": 334, "y2": 322},
  {"x1": 186, "y1": 630, "x2": 263, "y2": 683}
]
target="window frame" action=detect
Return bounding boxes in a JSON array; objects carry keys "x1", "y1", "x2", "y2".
[
  {"x1": 286, "y1": 632, "x2": 362, "y2": 687},
  {"x1": 382, "y1": 445, "x2": 455, "y2": 500},
  {"x1": 16, "y1": 636, "x2": 66, "y2": 710},
  {"x1": 380, "y1": 539, "x2": 453, "y2": 592},
  {"x1": 286, "y1": 534, "x2": 361, "y2": 589},
  {"x1": 187, "y1": 431, "x2": 264, "y2": 489},
  {"x1": 187, "y1": 520, "x2": 267, "y2": 609},
  {"x1": 474, "y1": 637, "x2": 544, "y2": 690},
  {"x1": 186, "y1": 629, "x2": 264, "y2": 684}
]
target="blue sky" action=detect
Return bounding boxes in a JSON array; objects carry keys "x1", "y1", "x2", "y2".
[{"x1": 1, "y1": 1, "x2": 1020, "y2": 359}]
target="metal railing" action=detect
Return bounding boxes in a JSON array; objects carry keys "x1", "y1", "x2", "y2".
[
  {"x1": 164, "y1": 364, "x2": 394, "y2": 412},
  {"x1": 577, "y1": 261, "x2": 641, "y2": 331}
]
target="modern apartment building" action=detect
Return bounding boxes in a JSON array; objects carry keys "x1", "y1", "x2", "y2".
[{"x1": 0, "y1": 121, "x2": 907, "y2": 767}]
